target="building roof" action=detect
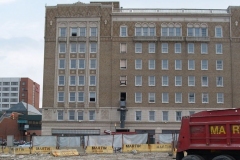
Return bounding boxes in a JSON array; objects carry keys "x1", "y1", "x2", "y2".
[{"x1": 6, "y1": 102, "x2": 42, "y2": 115}]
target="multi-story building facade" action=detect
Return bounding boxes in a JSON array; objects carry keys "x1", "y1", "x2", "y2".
[
  {"x1": 42, "y1": 1, "x2": 240, "y2": 137},
  {"x1": 0, "y1": 77, "x2": 40, "y2": 111}
]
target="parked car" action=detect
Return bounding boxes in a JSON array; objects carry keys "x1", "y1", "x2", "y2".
[{"x1": 18, "y1": 142, "x2": 31, "y2": 148}]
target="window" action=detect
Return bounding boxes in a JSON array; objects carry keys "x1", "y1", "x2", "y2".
[
  {"x1": 2, "y1": 87, "x2": 9, "y2": 91},
  {"x1": 59, "y1": 27, "x2": 67, "y2": 37},
  {"x1": 71, "y1": 27, "x2": 78, "y2": 36},
  {"x1": 161, "y1": 27, "x2": 168, "y2": 36},
  {"x1": 135, "y1": 27, "x2": 156, "y2": 36},
  {"x1": 89, "y1": 110, "x2": 95, "y2": 121},
  {"x1": 149, "y1": 43, "x2": 155, "y2": 53},
  {"x1": 216, "y1": 44, "x2": 222, "y2": 54},
  {"x1": 11, "y1": 82, "x2": 18, "y2": 85},
  {"x1": 149, "y1": 111, "x2": 155, "y2": 121},
  {"x1": 217, "y1": 93, "x2": 224, "y2": 103},
  {"x1": 79, "y1": 59, "x2": 85, "y2": 69},
  {"x1": 201, "y1": 43, "x2": 208, "y2": 54},
  {"x1": 150, "y1": 27, "x2": 155, "y2": 36},
  {"x1": 149, "y1": 93, "x2": 155, "y2": 103},
  {"x1": 90, "y1": 59, "x2": 97, "y2": 69},
  {"x1": 135, "y1": 92, "x2": 142, "y2": 103},
  {"x1": 79, "y1": 43, "x2": 86, "y2": 53},
  {"x1": 188, "y1": 76, "x2": 195, "y2": 86},
  {"x1": 11, "y1": 87, "x2": 18, "y2": 91},
  {"x1": 3, "y1": 82, "x2": 10, "y2": 85},
  {"x1": 70, "y1": 43, "x2": 77, "y2": 53},
  {"x1": 162, "y1": 60, "x2": 168, "y2": 70},
  {"x1": 161, "y1": 27, "x2": 182, "y2": 36},
  {"x1": 135, "y1": 27, "x2": 141, "y2": 36},
  {"x1": 175, "y1": 43, "x2": 181, "y2": 53},
  {"x1": 135, "y1": 76, "x2": 142, "y2": 86},
  {"x1": 78, "y1": 111, "x2": 84, "y2": 120},
  {"x1": 120, "y1": 59, "x2": 127, "y2": 69},
  {"x1": 10, "y1": 98, "x2": 18, "y2": 102},
  {"x1": 59, "y1": 59, "x2": 65, "y2": 69},
  {"x1": 70, "y1": 59, "x2": 77, "y2": 69},
  {"x1": 80, "y1": 27, "x2": 86, "y2": 36},
  {"x1": 89, "y1": 92, "x2": 96, "y2": 102},
  {"x1": 149, "y1": 60, "x2": 155, "y2": 70},
  {"x1": 120, "y1": 43, "x2": 127, "y2": 53},
  {"x1": 136, "y1": 111, "x2": 141, "y2": 121},
  {"x1": 59, "y1": 43, "x2": 66, "y2": 53},
  {"x1": 148, "y1": 76, "x2": 155, "y2": 86},
  {"x1": 78, "y1": 92, "x2": 84, "y2": 102},
  {"x1": 189, "y1": 111, "x2": 195, "y2": 116},
  {"x1": 176, "y1": 111, "x2": 182, "y2": 121},
  {"x1": 162, "y1": 92, "x2": 169, "y2": 103},
  {"x1": 69, "y1": 110, "x2": 75, "y2": 121},
  {"x1": 89, "y1": 75, "x2": 96, "y2": 86},
  {"x1": 201, "y1": 60, "x2": 208, "y2": 70},
  {"x1": 216, "y1": 76, "x2": 223, "y2": 87},
  {"x1": 143, "y1": 27, "x2": 148, "y2": 36},
  {"x1": 175, "y1": 76, "x2": 182, "y2": 86},
  {"x1": 189, "y1": 93, "x2": 195, "y2": 103},
  {"x1": 11, "y1": 93, "x2": 18, "y2": 96},
  {"x1": 162, "y1": 43, "x2": 168, "y2": 53},
  {"x1": 135, "y1": 59, "x2": 142, "y2": 69},
  {"x1": 188, "y1": 43, "x2": 194, "y2": 53},
  {"x1": 216, "y1": 60, "x2": 223, "y2": 70},
  {"x1": 202, "y1": 93, "x2": 209, "y2": 103},
  {"x1": 58, "y1": 76, "x2": 65, "y2": 86},
  {"x1": 188, "y1": 60, "x2": 195, "y2": 70},
  {"x1": 187, "y1": 27, "x2": 208, "y2": 37},
  {"x1": 2, "y1": 93, "x2": 9, "y2": 96},
  {"x1": 90, "y1": 27, "x2": 97, "y2": 37},
  {"x1": 90, "y1": 42, "x2": 97, "y2": 53},
  {"x1": 78, "y1": 76, "x2": 85, "y2": 86},
  {"x1": 57, "y1": 110, "x2": 63, "y2": 120},
  {"x1": 162, "y1": 111, "x2": 168, "y2": 121},
  {"x1": 175, "y1": 60, "x2": 182, "y2": 70},
  {"x1": 215, "y1": 26, "x2": 222, "y2": 37},
  {"x1": 202, "y1": 76, "x2": 208, "y2": 87},
  {"x1": 175, "y1": 93, "x2": 182, "y2": 103},
  {"x1": 58, "y1": 92, "x2": 64, "y2": 102},
  {"x1": 2, "y1": 98, "x2": 9, "y2": 102},
  {"x1": 120, "y1": 26, "x2": 127, "y2": 37},
  {"x1": 135, "y1": 43, "x2": 142, "y2": 53},
  {"x1": 69, "y1": 92, "x2": 76, "y2": 102},
  {"x1": 162, "y1": 76, "x2": 169, "y2": 86},
  {"x1": 120, "y1": 76, "x2": 127, "y2": 86},
  {"x1": 70, "y1": 76, "x2": 76, "y2": 85}
]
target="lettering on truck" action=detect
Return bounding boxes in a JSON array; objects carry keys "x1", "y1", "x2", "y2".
[{"x1": 210, "y1": 125, "x2": 240, "y2": 134}]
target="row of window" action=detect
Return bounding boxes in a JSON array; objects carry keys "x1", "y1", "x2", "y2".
[
  {"x1": 0, "y1": 87, "x2": 19, "y2": 91},
  {"x1": 0, "y1": 93, "x2": 18, "y2": 96},
  {"x1": 59, "y1": 42, "x2": 97, "y2": 53},
  {"x1": 0, "y1": 82, "x2": 18, "y2": 86},
  {"x1": 0, "y1": 104, "x2": 14, "y2": 108},
  {"x1": 121, "y1": 59, "x2": 224, "y2": 70},
  {"x1": 119, "y1": 43, "x2": 223, "y2": 54},
  {"x1": 59, "y1": 27, "x2": 97, "y2": 37},
  {"x1": 0, "y1": 98, "x2": 18, "y2": 102},
  {"x1": 58, "y1": 92, "x2": 96, "y2": 102},
  {"x1": 133, "y1": 76, "x2": 223, "y2": 87},
  {"x1": 120, "y1": 26, "x2": 223, "y2": 37},
  {"x1": 59, "y1": 59, "x2": 97, "y2": 69},
  {"x1": 57, "y1": 109, "x2": 192, "y2": 122},
  {"x1": 58, "y1": 75, "x2": 96, "y2": 86}
]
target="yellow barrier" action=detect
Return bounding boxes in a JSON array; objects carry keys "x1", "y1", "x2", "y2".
[
  {"x1": 31, "y1": 146, "x2": 55, "y2": 154},
  {"x1": 122, "y1": 144, "x2": 150, "y2": 152},
  {"x1": 150, "y1": 144, "x2": 172, "y2": 152},
  {"x1": 85, "y1": 146, "x2": 113, "y2": 154},
  {"x1": 1, "y1": 147, "x2": 30, "y2": 154},
  {"x1": 51, "y1": 149, "x2": 79, "y2": 157}
]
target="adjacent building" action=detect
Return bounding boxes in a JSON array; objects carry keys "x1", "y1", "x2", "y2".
[
  {"x1": 0, "y1": 77, "x2": 40, "y2": 111},
  {"x1": 42, "y1": 1, "x2": 240, "y2": 138}
]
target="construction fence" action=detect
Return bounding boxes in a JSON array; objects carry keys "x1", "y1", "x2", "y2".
[{"x1": 0, "y1": 133, "x2": 177, "y2": 155}]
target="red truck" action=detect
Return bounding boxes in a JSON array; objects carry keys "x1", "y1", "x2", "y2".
[{"x1": 176, "y1": 108, "x2": 240, "y2": 160}]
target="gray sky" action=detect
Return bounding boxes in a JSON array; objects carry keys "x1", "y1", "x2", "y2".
[{"x1": 0, "y1": 0, "x2": 239, "y2": 108}]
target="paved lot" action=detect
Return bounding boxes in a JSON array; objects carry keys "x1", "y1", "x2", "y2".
[{"x1": 0, "y1": 152, "x2": 176, "y2": 160}]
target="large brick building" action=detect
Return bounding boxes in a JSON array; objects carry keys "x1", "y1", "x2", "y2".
[{"x1": 42, "y1": 1, "x2": 240, "y2": 137}]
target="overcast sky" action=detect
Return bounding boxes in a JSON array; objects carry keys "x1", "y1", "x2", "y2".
[{"x1": 0, "y1": 0, "x2": 239, "y2": 108}]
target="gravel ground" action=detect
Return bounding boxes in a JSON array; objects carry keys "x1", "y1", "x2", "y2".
[{"x1": 0, "y1": 152, "x2": 176, "y2": 160}]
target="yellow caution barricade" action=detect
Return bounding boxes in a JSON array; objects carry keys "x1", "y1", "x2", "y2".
[
  {"x1": 150, "y1": 143, "x2": 172, "y2": 152},
  {"x1": 31, "y1": 146, "x2": 55, "y2": 154},
  {"x1": 122, "y1": 144, "x2": 150, "y2": 153},
  {"x1": 85, "y1": 146, "x2": 113, "y2": 154},
  {"x1": 51, "y1": 149, "x2": 79, "y2": 157},
  {"x1": 2, "y1": 146, "x2": 10, "y2": 153},
  {"x1": 11, "y1": 147, "x2": 31, "y2": 155}
]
